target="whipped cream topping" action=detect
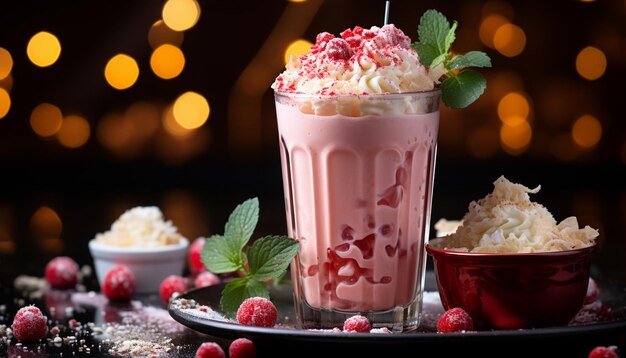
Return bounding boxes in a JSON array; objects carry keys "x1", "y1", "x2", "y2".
[
  {"x1": 272, "y1": 24, "x2": 444, "y2": 95},
  {"x1": 436, "y1": 176, "x2": 598, "y2": 253},
  {"x1": 94, "y1": 206, "x2": 184, "y2": 248}
]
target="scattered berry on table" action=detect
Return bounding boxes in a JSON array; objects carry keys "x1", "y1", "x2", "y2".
[
  {"x1": 194, "y1": 271, "x2": 220, "y2": 288},
  {"x1": 45, "y1": 256, "x2": 79, "y2": 289},
  {"x1": 585, "y1": 277, "x2": 600, "y2": 304},
  {"x1": 195, "y1": 342, "x2": 226, "y2": 358},
  {"x1": 188, "y1": 237, "x2": 207, "y2": 275},
  {"x1": 229, "y1": 338, "x2": 256, "y2": 358},
  {"x1": 102, "y1": 265, "x2": 136, "y2": 302},
  {"x1": 236, "y1": 297, "x2": 278, "y2": 328},
  {"x1": 437, "y1": 307, "x2": 474, "y2": 333},
  {"x1": 588, "y1": 346, "x2": 620, "y2": 358},
  {"x1": 159, "y1": 275, "x2": 189, "y2": 303},
  {"x1": 343, "y1": 315, "x2": 371, "y2": 333},
  {"x1": 11, "y1": 306, "x2": 48, "y2": 342}
]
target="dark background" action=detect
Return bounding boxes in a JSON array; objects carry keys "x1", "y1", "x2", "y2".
[{"x1": 0, "y1": 0, "x2": 625, "y2": 286}]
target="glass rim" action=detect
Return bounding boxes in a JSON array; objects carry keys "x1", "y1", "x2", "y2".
[{"x1": 274, "y1": 88, "x2": 442, "y2": 100}]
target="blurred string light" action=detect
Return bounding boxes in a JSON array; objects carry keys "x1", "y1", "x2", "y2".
[
  {"x1": 26, "y1": 31, "x2": 61, "y2": 67},
  {"x1": 0, "y1": 47, "x2": 12, "y2": 80},
  {"x1": 97, "y1": 102, "x2": 160, "y2": 157},
  {"x1": 104, "y1": 54, "x2": 139, "y2": 90},
  {"x1": 162, "y1": 0, "x2": 200, "y2": 32},
  {"x1": 284, "y1": 39, "x2": 313, "y2": 64},
  {"x1": 150, "y1": 44, "x2": 185, "y2": 79},
  {"x1": 500, "y1": 120, "x2": 532, "y2": 154},
  {"x1": 148, "y1": 20, "x2": 184, "y2": 49},
  {"x1": 173, "y1": 91, "x2": 210, "y2": 129},
  {"x1": 30, "y1": 206, "x2": 63, "y2": 253},
  {"x1": 163, "y1": 104, "x2": 192, "y2": 137},
  {"x1": 57, "y1": 115, "x2": 90, "y2": 148},
  {"x1": 30, "y1": 103, "x2": 63, "y2": 137},
  {"x1": 479, "y1": 15, "x2": 509, "y2": 49},
  {"x1": 576, "y1": 46, "x2": 606, "y2": 80},
  {"x1": 497, "y1": 91, "x2": 530, "y2": 126},
  {"x1": 0, "y1": 88, "x2": 10, "y2": 119},
  {"x1": 572, "y1": 115, "x2": 602, "y2": 148},
  {"x1": 0, "y1": 74, "x2": 12, "y2": 92},
  {"x1": 493, "y1": 23, "x2": 526, "y2": 57}
]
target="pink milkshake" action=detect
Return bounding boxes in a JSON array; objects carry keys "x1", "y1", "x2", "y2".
[{"x1": 273, "y1": 24, "x2": 442, "y2": 331}]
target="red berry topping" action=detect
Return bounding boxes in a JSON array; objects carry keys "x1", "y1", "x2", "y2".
[
  {"x1": 102, "y1": 265, "x2": 136, "y2": 302},
  {"x1": 188, "y1": 237, "x2": 207, "y2": 275},
  {"x1": 437, "y1": 307, "x2": 474, "y2": 333},
  {"x1": 236, "y1": 297, "x2": 278, "y2": 328},
  {"x1": 11, "y1": 306, "x2": 48, "y2": 342},
  {"x1": 194, "y1": 271, "x2": 220, "y2": 288},
  {"x1": 585, "y1": 277, "x2": 600, "y2": 304},
  {"x1": 159, "y1": 275, "x2": 188, "y2": 302},
  {"x1": 343, "y1": 315, "x2": 371, "y2": 333},
  {"x1": 195, "y1": 342, "x2": 226, "y2": 358},
  {"x1": 325, "y1": 38, "x2": 353, "y2": 60},
  {"x1": 229, "y1": 338, "x2": 256, "y2": 358},
  {"x1": 588, "y1": 346, "x2": 619, "y2": 358},
  {"x1": 45, "y1": 256, "x2": 79, "y2": 289},
  {"x1": 315, "y1": 32, "x2": 335, "y2": 46}
]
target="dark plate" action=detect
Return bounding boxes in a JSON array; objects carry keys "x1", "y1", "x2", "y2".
[{"x1": 169, "y1": 271, "x2": 626, "y2": 356}]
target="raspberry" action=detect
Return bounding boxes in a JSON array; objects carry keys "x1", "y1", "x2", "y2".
[
  {"x1": 437, "y1": 307, "x2": 474, "y2": 333},
  {"x1": 195, "y1": 342, "x2": 226, "y2": 358},
  {"x1": 343, "y1": 315, "x2": 371, "y2": 333},
  {"x1": 325, "y1": 38, "x2": 353, "y2": 60},
  {"x1": 236, "y1": 297, "x2": 278, "y2": 327},
  {"x1": 229, "y1": 338, "x2": 256, "y2": 358},
  {"x1": 160, "y1": 275, "x2": 189, "y2": 302},
  {"x1": 585, "y1": 277, "x2": 600, "y2": 304},
  {"x1": 102, "y1": 265, "x2": 136, "y2": 302},
  {"x1": 194, "y1": 271, "x2": 220, "y2": 288},
  {"x1": 188, "y1": 237, "x2": 207, "y2": 275},
  {"x1": 588, "y1": 346, "x2": 619, "y2": 358},
  {"x1": 11, "y1": 306, "x2": 48, "y2": 342},
  {"x1": 45, "y1": 256, "x2": 79, "y2": 289},
  {"x1": 316, "y1": 32, "x2": 334, "y2": 46}
]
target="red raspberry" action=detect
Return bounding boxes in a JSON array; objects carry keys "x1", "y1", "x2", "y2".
[
  {"x1": 437, "y1": 307, "x2": 474, "y2": 333},
  {"x1": 194, "y1": 271, "x2": 220, "y2": 288},
  {"x1": 160, "y1": 275, "x2": 189, "y2": 302},
  {"x1": 102, "y1": 265, "x2": 136, "y2": 302},
  {"x1": 195, "y1": 342, "x2": 226, "y2": 358},
  {"x1": 340, "y1": 28, "x2": 355, "y2": 40},
  {"x1": 188, "y1": 237, "x2": 207, "y2": 275},
  {"x1": 353, "y1": 26, "x2": 364, "y2": 35},
  {"x1": 45, "y1": 256, "x2": 79, "y2": 289},
  {"x1": 236, "y1": 297, "x2": 278, "y2": 328},
  {"x1": 325, "y1": 38, "x2": 353, "y2": 60},
  {"x1": 588, "y1": 346, "x2": 619, "y2": 358},
  {"x1": 585, "y1": 277, "x2": 600, "y2": 304},
  {"x1": 229, "y1": 338, "x2": 256, "y2": 358},
  {"x1": 11, "y1": 306, "x2": 48, "y2": 342},
  {"x1": 315, "y1": 32, "x2": 334, "y2": 46},
  {"x1": 343, "y1": 315, "x2": 371, "y2": 333}
]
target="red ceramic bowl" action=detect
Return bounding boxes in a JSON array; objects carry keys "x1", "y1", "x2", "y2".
[{"x1": 426, "y1": 237, "x2": 596, "y2": 330}]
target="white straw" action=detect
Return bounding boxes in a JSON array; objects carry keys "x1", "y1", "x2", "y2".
[{"x1": 384, "y1": 1, "x2": 390, "y2": 25}]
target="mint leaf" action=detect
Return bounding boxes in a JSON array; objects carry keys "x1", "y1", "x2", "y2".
[
  {"x1": 449, "y1": 51, "x2": 492, "y2": 70},
  {"x1": 441, "y1": 70, "x2": 487, "y2": 109},
  {"x1": 444, "y1": 21, "x2": 458, "y2": 53},
  {"x1": 430, "y1": 53, "x2": 448, "y2": 69},
  {"x1": 201, "y1": 234, "x2": 243, "y2": 273},
  {"x1": 247, "y1": 236, "x2": 299, "y2": 281},
  {"x1": 417, "y1": 9, "x2": 451, "y2": 55},
  {"x1": 412, "y1": 43, "x2": 440, "y2": 67},
  {"x1": 224, "y1": 197, "x2": 259, "y2": 253},
  {"x1": 220, "y1": 277, "x2": 269, "y2": 317}
]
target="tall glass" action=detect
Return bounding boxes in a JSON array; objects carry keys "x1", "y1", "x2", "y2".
[{"x1": 274, "y1": 90, "x2": 440, "y2": 332}]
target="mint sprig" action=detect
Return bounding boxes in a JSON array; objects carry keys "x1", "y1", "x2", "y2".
[
  {"x1": 200, "y1": 198, "x2": 299, "y2": 317},
  {"x1": 412, "y1": 9, "x2": 492, "y2": 109}
]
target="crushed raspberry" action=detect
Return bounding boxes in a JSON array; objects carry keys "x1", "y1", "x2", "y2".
[
  {"x1": 353, "y1": 26, "x2": 364, "y2": 35},
  {"x1": 588, "y1": 346, "x2": 619, "y2": 358},
  {"x1": 315, "y1": 32, "x2": 334, "y2": 47},
  {"x1": 343, "y1": 315, "x2": 371, "y2": 333},
  {"x1": 68, "y1": 318, "x2": 79, "y2": 328},
  {"x1": 585, "y1": 277, "x2": 600, "y2": 304},
  {"x1": 159, "y1": 275, "x2": 189, "y2": 303},
  {"x1": 194, "y1": 271, "x2": 220, "y2": 288},
  {"x1": 437, "y1": 307, "x2": 474, "y2": 333},
  {"x1": 11, "y1": 306, "x2": 48, "y2": 342},
  {"x1": 45, "y1": 256, "x2": 79, "y2": 289},
  {"x1": 50, "y1": 326, "x2": 60, "y2": 335},
  {"x1": 195, "y1": 342, "x2": 226, "y2": 358},
  {"x1": 353, "y1": 234, "x2": 375, "y2": 259},
  {"x1": 325, "y1": 38, "x2": 352, "y2": 60},
  {"x1": 102, "y1": 265, "x2": 136, "y2": 302},
  {"x1": 188, "y1": 237, "x2": 207, "y2": 275},
  {"x1": 340, "y1": 28, "x2": 355, "y2": 40},
  {"x1": 341, "y1": 225, "x2": 354, "y2": 241},
  {"x1": 229, "y1": 338, "x2": 256, "y2": 358},
  {"x1": 236, "y1": 297, "x2": 278, "y2": 328}
]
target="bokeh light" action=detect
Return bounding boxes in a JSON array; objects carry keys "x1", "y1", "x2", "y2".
[
  {"x1": 500, "y1": 120, "x2": 532, "y2": 154},
  {"x1": 30, "y1": 206, "x2": 62, "y2": 240},
  {"x1": 479, "y1": 15, "x2": 509, "y2": 49},
  {"x1": 497, "y1": 92, "x2": 530, "y2": 126},
  {"x1": 173, "y1": 91, "x2": 210, "y2": 129},
  {"x1": 30, "y1": 103, "x2": 63, "y2": 137},
  {"x1": 148, "y1": 20, "x2": 184, "y2": 49},
  {"x1": 493, "y1": 24, "x2": 526, "y2": 57},
  {"x1": 104, "y1": 54, "x2": 139, "y2": 90},
  {"x1": 0, "y1": 48, "x2": 12, "y2": 80},
  {"x1": 57, "y1": 115, "x2": 91, "y2": 148},
  {"x1": 0, "y1": 74, "x2": 12, "y2": 92},
  {"x1": 575, "y1": 46, "x2": 606, "y2": 81},
  {"x1": 163, "y1": 104, "x2": 192, "y2": 137},
  {"x1": 162, "y1": 0, "x2": 201, "y2": 32},
  {"x1": 482, "y1": 1, "x2": 514, "y2": 20},
  {"x1": 572, "y1": 115, "x2": 602, "y2": 148},
  {"x1": 26, "y1": 31, "x2": 61, "y2": 67},
  {"x1": 284, "y1": 39, "x2": 313, "y2": 64},
  {"x1": 150, "y1": 44, "x2": 185, "y2": 79},
  {"x1": 0, "y1": 88, "x2": 10, "y2": 119}
]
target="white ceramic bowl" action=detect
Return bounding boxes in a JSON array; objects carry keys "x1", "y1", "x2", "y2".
[{"x1": 88, "y1": 238, "x2": 189, "y2": 294}]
